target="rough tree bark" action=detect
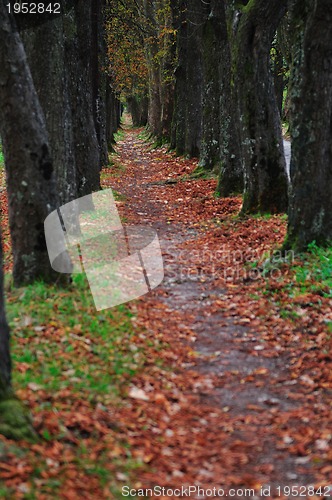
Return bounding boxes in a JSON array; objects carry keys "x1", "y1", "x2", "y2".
[
  {"x1": 171, "y1": 0, "x2": 204, "y2": 157},
  {"x1": 20, "y1": 13, "x2": 77, "y2": 205},
  {"x1": 199, "y1": 0, "x2": 221, "y2": 171},
  {"x1": 199, "y1": 0, "x2": 243, "y2": 195},
  {"x1": 19, "y1": 0, "x2": 107, "y2": 200},
  {"x1": 91, "y1": 0, "x2": 108, "y2": 166},
  {"x1": 170, "y1": 0, "x2": 186, "y2": 154},
  {"x1": 0, "y1": 3, "x2": 44, "y2": 440},
  {"x1": 272, "y1": 31, "x2": 285, "y2": 118},
  {"x1": 158, "y1": 0, "x2": 175, "y2": 139},
  {"x1": 233, "y1": 0, "x2": 289, "y2": 214},
  {"x1": 142, "y1": 0, "x2": 175, "y2": 141},
  {"x1": 285, "y1": 0, "x2": 332, "y2": 250},
  {"x1": 0, "y1": 4, "x2": 62, "y2": 286},
  {"x1": 143, "y1": 0, "x2": 163, "y2": 138},
  {"x1": 64, "y1": 0, "x2": 101, "y2": 197}
]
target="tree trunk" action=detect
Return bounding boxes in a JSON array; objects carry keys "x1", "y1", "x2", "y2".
[
  {"x1": 285, "y1": 0, "x2": 332, "y2": 250},
  {"x1": 0, "y1": 5, "x2": 61, "y2": 286},
  {"x1": 140, "y1": 96, "x2": 149, "y2": 126},
  {"x1": 0, "y1": 3, "x2": 51, "y2": 441},
  {"x1": 143, "y1": 0, "x2": 162, "y2": 138},
  {"x1": 64, "y1": 0, "x2": 101, "y2": 197},
  {"x1": 159, "y1": 0, "x2": 175, "y2": 140},
  {"x1": 234, "y1": 0, "x2": 289, "y2": 214},
  {"x1": 200, "y1": 0, "x2": 243, "y2": 195},
  {"x1": 91, "y1": 0, "x2": 108, "y2": 167},
  {"x1": 170, "y1": 0, "x2": 186, "y2": 154},
  {"x1": 272, "y1": 32, "x2": 285, "y2": 118},
  {"x1": 127, "y1": 95, "x2": 148, "y2": 127},
  {"x1": 200, "y1": 0, "x2": 220, "y2": 170},
  {"x1": 20, "y1": 15, "x2": 77, "y2": 205},
  {"x1": 106, "y1": 80, "x2": 122, "y2": 150},
  {"x1": 147, "y1": 64, "x2": 163, "y2": 137},
  {"x1": 171, "y1": 0, "x2": 204, "y2": 157}
]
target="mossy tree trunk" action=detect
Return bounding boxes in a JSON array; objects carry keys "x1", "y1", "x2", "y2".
[
  {"x1": 19, "y1": 0, "x2": 106, "y2": 200},
  {"x1": 147, "y1": 62, "x2": 163, "y2": 138},
  {"x1": 234, "y1": 0, "x2": 289, "y2": 214},
  {"x1": 159, "y1": 16, "x2": 175, "y2": 140},
  {"x1": 285, "y1": 0, "x2": 332, "y2": 250},
  {"x1": 200, "y1": 0, "x2": 243, "y2": 194},
  {"x1": 143, "y1": 0, "x2": 162, "y2": 137}
]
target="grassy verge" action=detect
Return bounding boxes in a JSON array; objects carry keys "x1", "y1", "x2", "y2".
[
  {"x1": 8, "y1": 274, "x2": 145, "y2": 399},
  {"x1": 0, "y1": 274, "x2": 148, "y2": 498},
  {"x1": 286, "y1": 243, "x2": 332, "y2": 298},
  {"x1": 113, "y1": 129, "x2": 125, "y2": 142},
  {"x1": 260, "y1": 242, "x2": 332, "y2": 328}
]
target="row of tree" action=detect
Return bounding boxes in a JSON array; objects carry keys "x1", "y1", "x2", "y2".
[
  {"x1": 0, "y1": 0, "x2": 123, "y2": 288},
  {"x1": 109, "y1": 0, "x2": 332, "y2": 251},
  {"x1": 0, "y1": 0, "x2": 331, "y2": 433},
  {"x1": 0, "y1": 0, "x2": 122, "y2": 427}
]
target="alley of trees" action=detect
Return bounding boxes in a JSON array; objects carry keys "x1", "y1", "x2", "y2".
[{"x1": 0, "y1": 0, "x2": 331, "y2": 496}]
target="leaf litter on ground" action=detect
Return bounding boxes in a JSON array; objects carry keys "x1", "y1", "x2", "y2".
[{"x1": 0, "y1": 124, "x2": 331, "y2": 499}]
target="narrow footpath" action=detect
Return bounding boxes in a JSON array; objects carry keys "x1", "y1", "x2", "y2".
[{"x1": 104, "y1": 123, "x2": 332, "y2": 498}]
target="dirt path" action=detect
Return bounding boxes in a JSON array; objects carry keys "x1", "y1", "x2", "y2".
[{"x1": 104, "y1": 124, "x2": 331, "y2": 499}]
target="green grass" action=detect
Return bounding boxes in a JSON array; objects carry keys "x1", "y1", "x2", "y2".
[
  {"x1": 101, "y1": 155, "x2": 126, "y2": 178},
  {"x1": 114, "y1": 129, "x2": 125, "y2": 142},
  {"x1": 247, "y1": 240, "x2": 332, "y2": 330},
  {"x1": 291, "y1": 242, "x2": 332, "y2": 298},
  {"x1": 187, "y1": 164, "x2": 217, "y2": 180},
  {"x1": 2, "y1": 274, "x2": 149, "y2": 497},
  {"x1": 7, "y1": 274, "x2": 145, "y2": 399},
  {"x1": 0, "y1": 143, "x2": 4, "y2": 168},
  {"x1": 137, "y1": 129, "x2": 152, "y2": 142},
  {"x1": 261, "y1": 242, "x2": 332, "y2": 327},
  {"x1": 251, "y1": 212, "x2": 273, "y2": 220},
  {"x1": 112, "y1": 189, "x2": 127, "y2": 202}
]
